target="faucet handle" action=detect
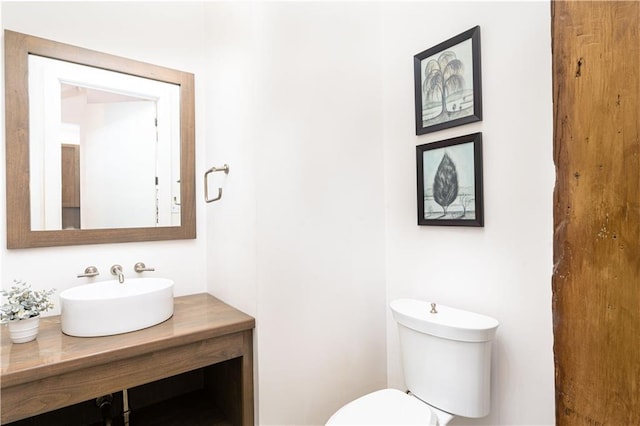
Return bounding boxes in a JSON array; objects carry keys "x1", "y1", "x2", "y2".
[
  {"x1": 77, "y1": 266, "x2": 99, "y2": 278},
  {"x1": 134, "y1": 262, "x2": 155, "y2": 273}
]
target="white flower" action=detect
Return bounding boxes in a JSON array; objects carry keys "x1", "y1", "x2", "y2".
[{"x1": 0, "y1": 280, "x2": 55, "y2": 323}]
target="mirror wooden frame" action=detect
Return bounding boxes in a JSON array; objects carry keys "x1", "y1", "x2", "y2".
[{"x1": 4, "y1": 30, "x2": 196, "y2": 248}]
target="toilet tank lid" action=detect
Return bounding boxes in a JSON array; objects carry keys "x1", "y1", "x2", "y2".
[
  {"x1": 390, "y1": 299, "x2": 499, "y2": 342},
  {"x1": 326, "y1": 389, "x2": 436, "y2": 425}
]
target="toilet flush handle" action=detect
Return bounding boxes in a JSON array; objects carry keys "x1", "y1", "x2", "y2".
[{"x1": 430, "y1": 303, "x2": 438, "y2": 314}]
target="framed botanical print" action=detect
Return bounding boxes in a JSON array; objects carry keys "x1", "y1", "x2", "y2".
[
  {"x1": 414, "y1": 26, "x2": 482, "y2": 135},
  {"x1": 416, "y1": 132, "x2": 484, "y2": 227}
]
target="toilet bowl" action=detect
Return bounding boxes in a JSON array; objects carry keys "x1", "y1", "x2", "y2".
[
  {"x1": 326, "y1": 389, "x2": 455, "y2": 425},
  {"x1": 326, "y1": 299, "x2": 499, "y2": 426}
]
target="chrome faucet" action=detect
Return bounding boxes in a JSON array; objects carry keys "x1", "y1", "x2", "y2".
[{"x1": 110, "y1": 264, "x2": 125, "y2": 284}]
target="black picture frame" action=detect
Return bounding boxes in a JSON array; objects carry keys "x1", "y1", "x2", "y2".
[
  {"x1": 416, "y1": 132, "x2": 483, "y2": 227},
  {"x1": 414, "y1": 26, "x2": 482, "y2": 135}
]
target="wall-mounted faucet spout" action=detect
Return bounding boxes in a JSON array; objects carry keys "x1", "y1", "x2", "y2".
[{"x1": 110, "y1": 264, "x2": 125, "y2": 284}]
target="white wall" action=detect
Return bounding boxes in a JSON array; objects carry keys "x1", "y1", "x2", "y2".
[
  {"x1": 203, "y1": 2, "x2": 388, "y2": 424},
  {"x1": 1, "y1": 2, "x2": 554, "y2": 426},
  {"x1": 203, "y1": 2, "x2": 554, "y2": 425},
  {"x1": 255, "y1": 3, "x2": 388, "y2": 424},
  {"x1": 1, "y1": 2, "x2": 209, "y2": 308},
  {"x1": 381, "y1": 2, "x2": 555, "y2": 425}
]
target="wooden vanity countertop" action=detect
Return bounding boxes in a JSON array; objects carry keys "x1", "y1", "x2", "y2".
[{"x1": 1, "y1": 293, "x2": 255, "y2": 389}]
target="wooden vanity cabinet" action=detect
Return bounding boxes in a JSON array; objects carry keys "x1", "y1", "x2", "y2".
[{"x1": 0, "y1": 294, "x2": 255, "y2": 425}]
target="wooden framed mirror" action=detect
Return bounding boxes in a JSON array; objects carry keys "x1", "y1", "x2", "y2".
[{"x1": 5, "y1": 30, "x2": 195, "y2": 248}]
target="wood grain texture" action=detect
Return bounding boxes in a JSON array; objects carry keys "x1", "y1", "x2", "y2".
[
  {"x1": 4, "y1": 30, "x2": 196, "y2": 248},
  {"x1": 61, "y1": 145, "x2": 80, "y2": 208},
  {"x1": 1, "y1": 294, "x2": 255, "y2": 425},
  {"x1": 552, "y1": 2, "x2": 640, "y2": 425}
]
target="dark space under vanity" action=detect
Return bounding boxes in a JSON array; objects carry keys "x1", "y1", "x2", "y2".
[{"x1": 0, "y1": 294, "x2": 255, "y2": 426}]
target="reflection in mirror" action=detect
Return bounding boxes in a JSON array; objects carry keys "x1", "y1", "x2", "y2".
[
  {"x1": 5, "y1": 30, "x2": 195, "y2": 248},
  {"x1": 29, "y1": 55, "x2": 181, "y2": 230}
]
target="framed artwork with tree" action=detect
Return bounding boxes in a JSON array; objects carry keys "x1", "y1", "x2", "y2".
[
  {"x1": 416, "y1": 132, "x2": 483, "y2": 226},
  {"x1": 414, "y1": 26, "x2": 482, "y2": 135}
]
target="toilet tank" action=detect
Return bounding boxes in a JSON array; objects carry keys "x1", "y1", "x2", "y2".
[{"x1": 390, "y1": 299, "x2": 499, "y2": 419}]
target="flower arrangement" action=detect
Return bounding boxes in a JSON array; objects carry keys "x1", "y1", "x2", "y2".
[{"x1": 1, "y1": 280, "x2": 55, "y2": 323}]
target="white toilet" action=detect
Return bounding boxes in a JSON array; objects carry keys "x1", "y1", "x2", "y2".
[{"x1": 327, "y1": 298, "x2": 499, "y2": 425}]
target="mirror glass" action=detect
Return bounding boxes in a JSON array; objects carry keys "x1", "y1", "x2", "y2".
[
  {"x1": 29, "y1": 55, "x2": 181, "y2": 230},
  {"x1": 5, "y1": 30, "x2": 195, "y2": 248}
]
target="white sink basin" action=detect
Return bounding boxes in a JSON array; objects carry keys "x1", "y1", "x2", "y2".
[{"x1": 60, "y1": 278, "x2": 174, "y2": 337}]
